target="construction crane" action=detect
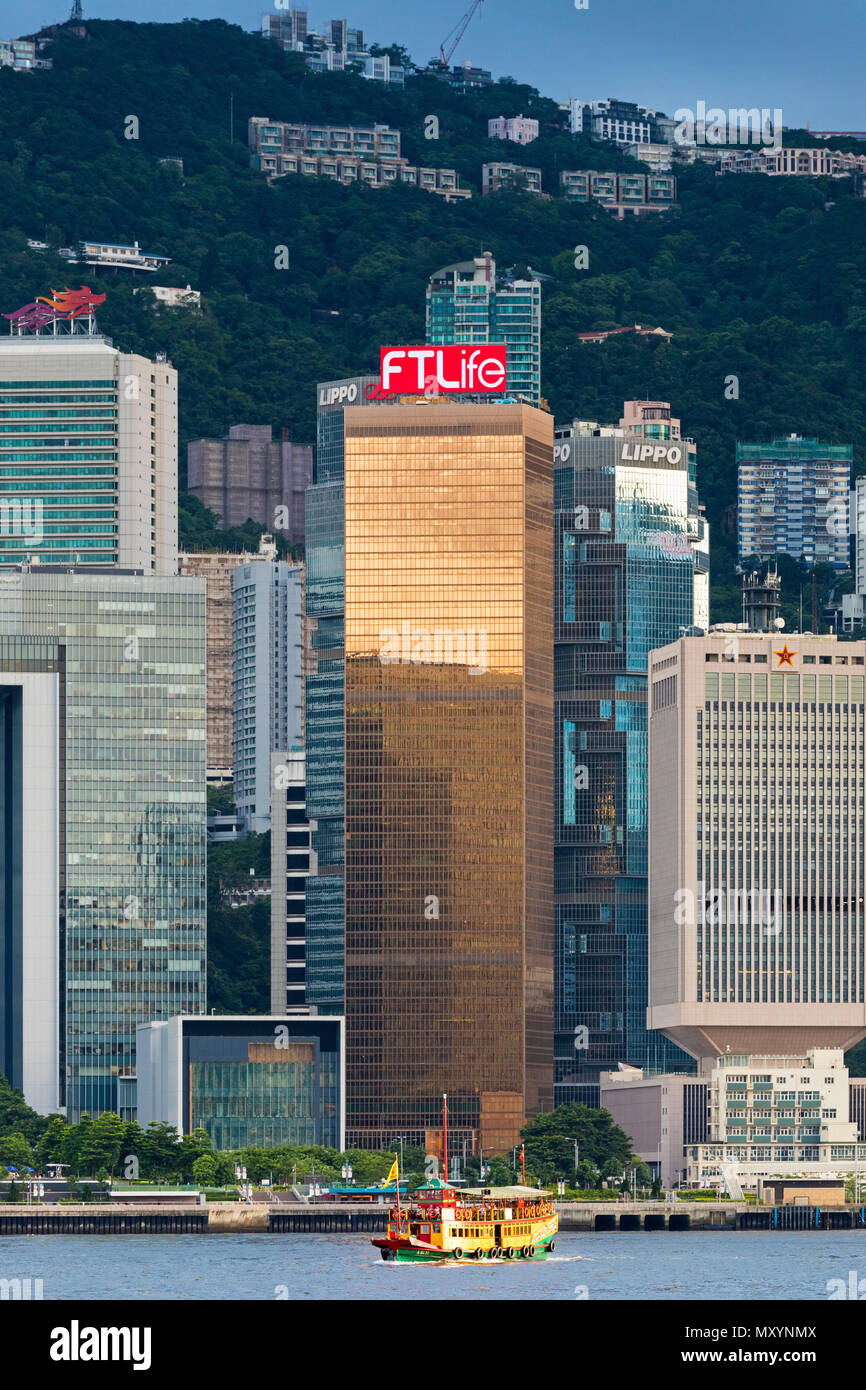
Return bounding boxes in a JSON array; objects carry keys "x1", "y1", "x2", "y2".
[{"x1": 434, "y1": 0, "x2": 485, "y2": 70}]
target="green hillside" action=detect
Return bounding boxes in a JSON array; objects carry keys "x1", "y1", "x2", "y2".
[{"x1": 1, "y1": 18, "x2": 865, "y2": 619}]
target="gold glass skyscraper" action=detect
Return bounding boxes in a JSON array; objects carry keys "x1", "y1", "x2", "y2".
[{"x1": 342, "y1": 400, "x2": 554, "y2": 1154}]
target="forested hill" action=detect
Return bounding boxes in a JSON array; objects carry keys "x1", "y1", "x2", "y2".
[{"x1": 1, "y1": 18, "x2": 865, "y2": 620}]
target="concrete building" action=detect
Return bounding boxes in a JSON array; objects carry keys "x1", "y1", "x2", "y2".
[
  {"x1": 737, "y1": 435, "x2": 851, "y2": 570},
  {"x1": 488, "y1": 114, "x2": 539, "y2": 145},
  {"x1": 137, "y1": 1013, "x2": 344, "y2": 1150},
  {"x1": 720, "y1": 147, "x2": 866, "y2": 177},
  {"x1": 261, "y1": 11, "x2": 405, "y2": 85},
  {"x1": 64, "y1": 241, "x2": 171, "y2": 273},
  {"x1": 232, "y1": 555, "x2": 304, "y2": 835},
  {"x1": 337, "y1": 399, "x2": 554, "y2": 1152},
  {"x1": 560, "y1": 169, "x2": 677, "y2": 215},
  {"x1": 0, "y1": 567, "x2": 206, "y2": 1121},
  {"x1": 0, "y1": 326, "x2": 178, "y2": 574},
  {"x1": 179, "y1": 547, "x2": 261, "y2": 779},
  {"x1": 553, "y1": 404, "x2": 708, "y2": 1105},
  {"x1": 843, "y1": 476, "x2": 866, "y2": 630},
  {"x1": 625, "y1": 142, "x2": 674, "y2": 172},
  {"x1": 187, "y1": 423, "x2": 311, "y2": 542},
  {"x1": 133, "y1": 284, "x2": 201, "y2": 310},
  {"x1": 648, "y1": 630, "x2": 866, "y2": 1063},
  {"x1": 569, "y1": 98, "x2": 664, "y2": 145},
  {"x1": 270, "y1": 747, "x2": 314, "y2": 1012},
  {"x1": 482, "y1": 162, "x2": 543, "y2": 195},
  {"x1": 601, "y1": 1065, "x2": 708, "y2": 1187},
  {"x1": 426, "y1": 252, "x2": 542, "y2": 405},
  {"x1": 248, "y1": 118, "x2": 468, "y2": 198}
]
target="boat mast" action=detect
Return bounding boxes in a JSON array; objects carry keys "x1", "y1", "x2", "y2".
[{"x1": 443, "y1": 1092, "x2": 448, "y2": 1186}]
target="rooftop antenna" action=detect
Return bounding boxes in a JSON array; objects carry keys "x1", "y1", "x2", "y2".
[{"x1": 70, "y1": 0, "x2": 84, "y2": 20}]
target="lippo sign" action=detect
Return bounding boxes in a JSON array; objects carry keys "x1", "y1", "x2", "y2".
[{"x1": 379, "y1": 345, "x2": 507, "y2": 395}]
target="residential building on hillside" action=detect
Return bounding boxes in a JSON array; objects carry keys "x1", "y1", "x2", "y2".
[
  {"x1": 187, "y1": 422, "x2": 311, "y2": 541},
  {"x1": 482, "y1": 162, "x2": 543, "y2": 195},
  {"x1": 569, "y1": 98, "x2": 667, "y2": 145},
  {"x1": 488, "y1": 114, "x2": 539, "y2": 145},
  {"x1": 248, "y1": 118, "x2": 469, "y2": 198},
  {"x1": 560, "y1": 170, "x2": 677, "y2": 215},
  {"x1": 426, "y1": 251, "x2": 541, "y2": 405},
  {"x1": 736, "y1": 434, "x2": 851, "y2": 569}
]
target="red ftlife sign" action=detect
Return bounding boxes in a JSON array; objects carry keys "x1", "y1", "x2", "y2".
[{"x1": 379, "y1": 345, "x2": 507, "y2": 395}]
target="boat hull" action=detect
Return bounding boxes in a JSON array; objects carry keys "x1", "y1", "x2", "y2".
[{"x1": 373, "y1": 1232, "x2": 556, "y2": 1264}]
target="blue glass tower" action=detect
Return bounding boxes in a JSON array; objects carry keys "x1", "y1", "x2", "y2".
[
  {"x1": 304, "y1": 376, "x2": 381, "y2": 1014},
  {"x1": 554, "y1": 405, "x2": 709, "y2": 1103}
]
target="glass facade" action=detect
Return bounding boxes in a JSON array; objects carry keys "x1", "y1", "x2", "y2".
[
  {"x1": 341, "y1": 401, "x2": 554, "y2": 1153},
  {"x1": 0, "y1": 568, "x2": 206, "y2": 1121},
  {"x1": 554, "y1": 422, "x2": 705, "y2": 1101},
  {"x1": 188, "y1": 1036, "x2": 340, "y2": 1150},
  {"x1": 304, "y1": 378, "x2": 379, "y2": 1015},
  {"x1": 0, "y1": 338, "x2": 178, "y2": 575},
  {"x1": 426, "y1": 255, "x2": 542, "y2": 405},
  {"x1": 0, "y1": 375, "x2": 118, "y2": 563}
]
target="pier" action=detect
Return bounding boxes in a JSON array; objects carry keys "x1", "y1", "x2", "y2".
[{"x1": 0, "y1": 1201, "x2": 863, "y2": 1234}]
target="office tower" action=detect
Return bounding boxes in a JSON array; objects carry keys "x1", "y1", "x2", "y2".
[
  {"x1": 270, "y1": 747, "x2": 314, "y2": 1012},
  {"x1": 137, "y1": 1012, "x2": 344, "y2": 1150},
  {"x1": 341, "y1": 399, "x2": 554, "y2": 1152},
  {"x1": 0, "y1": 318, "x2": 178, "y2": 573},
  {"x1": 187, "y1": 424, "x2": 312, "y2": 541},
  {"x1": 648, "y1": 630, "x2": 866, "y2": 1060},
  {"x1": 553, "y1": 403, "x2": 709, "y2": 1105},
  {"x1": 426, "y1": 252, "x2": 542, "y2": 405},
  {"x1": 304, "y1": 375, "x2": 382, "y2": 1015},
  {"x1": 737, "y1": 434, "x2": 851, "y2": 570},
  {"x1": 0, "y1": 566, "x2": 206, "y2": 1121},
  {"x1": 179, "y1": 547, "x2": 260, "y2": 780},
  {"x1": 843, "y1": 476, "x2": 866, "y2": 630},
  {"x1": 232, "y1": 555, "x2": 304, "y2": 834}
]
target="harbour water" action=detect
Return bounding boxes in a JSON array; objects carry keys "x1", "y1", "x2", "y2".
[{"x1": 2, "y1": 1231, "x2": 864, "y2": 1300}]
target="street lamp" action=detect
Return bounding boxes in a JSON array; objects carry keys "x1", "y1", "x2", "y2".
[{"x1": 559, "y1": 1136, "x2": 579, "y2": 1182}]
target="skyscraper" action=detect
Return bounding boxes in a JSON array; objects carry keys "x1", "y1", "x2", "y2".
[
  {"x1": 304, "y1": 375, "x2": 382, "y2": 1015},
  {"x1": 0, "y1": 319, "x2": 178, "y2": 573},
  {"x1": 737, "y1": 434, "x2": 851, "y2": 570},
  {"x1": 232, "y1": 554, "x2": 304, "y2": 834},
  {"x1": 426, "y1": 252, "x2": 542, "y2": 405},
  {"x1": 648, "y1": 630, "x2": 866, "y2": 1061},
  {"x1": 0, "y1": 566, "x2": 206, "y2": 1121},
  {"x1": 341, "y1": 399, "x2": 554, "y2": 1153},
  {"x1": 553, "y1": 403, "x2": 709, "y2": 1104}
]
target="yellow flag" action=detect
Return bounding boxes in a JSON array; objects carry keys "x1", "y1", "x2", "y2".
[{"x1": 385, "y1": 1156, "x2": 399, "y2": 1185}]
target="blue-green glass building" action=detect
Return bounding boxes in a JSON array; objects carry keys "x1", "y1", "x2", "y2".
[
  {"x1": 0, "y1": 332, "x2": 178, "y2": 574},
  {"x1": 426, "y1": 252, "x2": 542, "y2": 405},
  {"x1": 0, "y1": 567, "x2": 206, "y2": 1122},
  {"x1": 554, "y1": 405, "x2": 709, "y2": 1103},
  {"x1": 137, "y1": 1014, "x2": 344, "y2": 1151},
  {"x1": 304, "y1": 376, "x2": 382, "y2": 1014}
]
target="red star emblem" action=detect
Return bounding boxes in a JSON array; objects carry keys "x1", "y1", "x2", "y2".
[{"x1": 775, "y1": 645, "x2": 796, "y2": 668}]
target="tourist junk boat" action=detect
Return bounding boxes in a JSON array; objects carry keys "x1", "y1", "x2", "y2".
[{"x1": 372, "y1": 1179, "x2": 558, "y2": 1263}]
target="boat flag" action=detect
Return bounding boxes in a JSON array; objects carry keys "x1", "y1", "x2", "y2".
[{"x1": 385, "y1": 1156, "x2": 399, "y2": 1185}]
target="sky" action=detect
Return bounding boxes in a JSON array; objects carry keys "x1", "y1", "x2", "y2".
[{"x1": 2, "y1": 0, "x2": 865, "y2": 131}]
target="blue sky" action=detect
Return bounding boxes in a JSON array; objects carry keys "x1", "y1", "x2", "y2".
[{"x1": 3, "y1": 0, "x2": 865, "y2": 130}]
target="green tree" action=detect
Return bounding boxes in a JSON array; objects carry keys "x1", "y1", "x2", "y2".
[{"x1": 192, "y1": 1154, "x2": 218, "y2": 1187}]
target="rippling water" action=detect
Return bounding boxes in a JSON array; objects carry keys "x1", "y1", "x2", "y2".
[{"x1": 2, "y1": 1231, "x2": 864, "y2": 1300}]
